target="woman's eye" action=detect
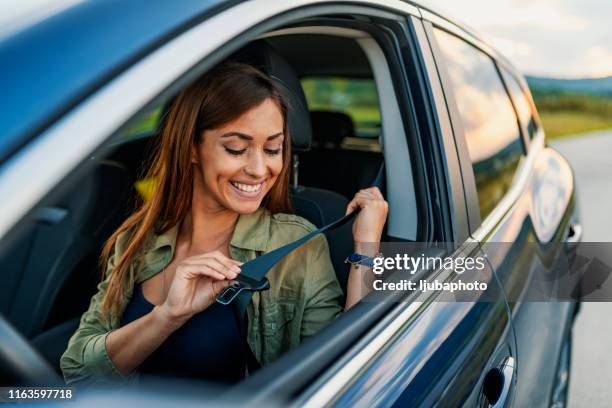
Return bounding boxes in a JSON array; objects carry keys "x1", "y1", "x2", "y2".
[
  {"x1": 264, "y1": 148, "x2": 282, "y2": 156},
  {"x1": 225, "y1": 147, "x2": 247, "y2": 156}
]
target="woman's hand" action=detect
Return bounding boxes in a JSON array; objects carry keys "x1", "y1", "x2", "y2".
[
  {"x1": 346, "y1": 186, "x2": 388, "y2": 244},
  {"x1": 158, "y1": 251, "x2": 242, "y2": 326}
]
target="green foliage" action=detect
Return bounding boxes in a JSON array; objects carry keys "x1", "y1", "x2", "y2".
[
  {"x1": 531, "y1": 88, "x2": 612, "y2": 139},
  {"x1": 531, "y1": 88, "x2": 612, "y2": 116},
  {"x1": 301, "y1": 77, "x2": 381, "y2": 137}
]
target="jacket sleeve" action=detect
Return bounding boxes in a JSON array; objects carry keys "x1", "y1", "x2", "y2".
[
  {"x1": 59, "y1": 249, "x2": 130, "y2": 386},
  {"x1": 300, "y1": 234, "x2": 344, "y2": 339}
]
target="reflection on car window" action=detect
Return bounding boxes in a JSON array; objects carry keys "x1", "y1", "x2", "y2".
[
  {"x1": 434, "y1": 28, "x2": 524, "y2": 220},
  {"x1": 122, "y1": 106, "x2": 162, "y2": 139},
  {"x1": 501, "y1": 69, "x2": 537, "y2": 140},
  {"x1": 301, "y1": 77, "x2": 380, "y2": 138}
]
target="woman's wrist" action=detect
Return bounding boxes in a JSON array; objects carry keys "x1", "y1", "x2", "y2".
[
  {"x1": 354, "y1": 241, "x2": 381, "y2": 258},
  {"x1": 151, "y1": 304, "x2": 190, "y2": 334}
]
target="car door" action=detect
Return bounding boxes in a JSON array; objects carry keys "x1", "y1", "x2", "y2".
[
  {"x1": 289, "y1": 13, "x2": 516, "y2": 408},
  {"x1": 422, "y1": 11, "x2": 579, "y2": 408}
]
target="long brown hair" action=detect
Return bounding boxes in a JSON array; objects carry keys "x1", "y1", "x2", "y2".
[{"x1": 100, "y1": 62, "x2": 292, "y2": 317}]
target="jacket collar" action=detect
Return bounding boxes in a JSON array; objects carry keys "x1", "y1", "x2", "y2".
[{"x1": 147, "y1": 207, "x2": 271, "y2": 255}]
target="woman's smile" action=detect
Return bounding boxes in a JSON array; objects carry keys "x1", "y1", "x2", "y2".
[{"x1": 229, "y1": 179, "x2": 266, "y2": 198}]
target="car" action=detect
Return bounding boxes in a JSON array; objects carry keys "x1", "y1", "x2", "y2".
[{"x1": 0, "y1": 0, "x2": 580, "y2": 406}]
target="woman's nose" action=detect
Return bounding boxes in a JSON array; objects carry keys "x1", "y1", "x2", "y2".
[{"x1": 244, "y1": 150, "x2": 267, "y2": 178}]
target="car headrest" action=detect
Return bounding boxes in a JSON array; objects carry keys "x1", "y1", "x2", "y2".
[
  {"x1": 310, "y1": 111, "x2": 355, "y2": 147},
  {"x1": 229, "y1": 41, "x2": 312, "y2": 152}
]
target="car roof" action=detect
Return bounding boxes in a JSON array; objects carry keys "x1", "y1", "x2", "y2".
[
  {"x1": 0, "y1": 0, "x2": 520, "y2": 164},
  {"x1": 0, "y1": 0, "x2": 230, "y2": 163}
]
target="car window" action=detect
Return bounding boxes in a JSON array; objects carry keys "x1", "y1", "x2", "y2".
[
  {"x1": 500, "y1": 69, "x2": 537, "y2": 140},
  {"x1": 301, "y1": 77, "x2": 381, "y2": 144},
  {"x1": 433, "y1": 28, "x2": 524, "y2": 220},
  {"x1": 121, "y1": 105, "x2": 163, "y2": 141}
]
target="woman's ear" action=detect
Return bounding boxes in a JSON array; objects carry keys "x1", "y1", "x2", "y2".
[{"x1": 190, "y1": 144, "x2": 199, "y2": 165}]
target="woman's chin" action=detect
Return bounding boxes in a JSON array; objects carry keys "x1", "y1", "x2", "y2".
[{"x1": 225, "y1": 199, "x2": 263, "y2": 214}]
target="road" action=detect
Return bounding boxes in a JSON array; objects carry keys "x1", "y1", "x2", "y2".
[{"x1": 550, "y1": 129, "x2": 612, "y2": 408}]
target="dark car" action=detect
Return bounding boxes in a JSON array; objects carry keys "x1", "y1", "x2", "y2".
[{"x1": 0, "y1": 1, "x2": 580, "y2": 406}]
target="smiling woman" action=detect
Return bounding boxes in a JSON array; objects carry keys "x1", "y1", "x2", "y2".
[
  {"x1": 197, "y1": 98, "x2": 286, "y2": 212},
  {"x1": 59, "y1": 62, "x2": 388, "y2": 385}
]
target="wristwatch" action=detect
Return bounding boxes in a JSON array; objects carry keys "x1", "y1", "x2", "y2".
[{"x1": 344, "y1": 252, "x2": 383, "y2": 268}]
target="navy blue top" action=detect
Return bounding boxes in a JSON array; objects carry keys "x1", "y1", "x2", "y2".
[{"x1": 120, "y1": 282, "x2": 245, "y2": 383}]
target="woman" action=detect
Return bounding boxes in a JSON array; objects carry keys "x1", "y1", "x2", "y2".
[{"x1": 60, "y1": 62, "x2": 387, "y2": 386}]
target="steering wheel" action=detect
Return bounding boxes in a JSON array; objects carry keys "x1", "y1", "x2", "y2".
[{"x1": 0, "y1": 315, "x2": 62, "y2": 386}]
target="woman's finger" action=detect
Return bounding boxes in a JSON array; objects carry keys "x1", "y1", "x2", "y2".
[
  {"x1": 368, "y1": 186, "x2": 384, "y2": 200},
  {"x1": 356, "y1": 187, "x2": 383, "y2": 201},
  {"x1": 202, "y1": 256, "x2": 239, "y2": 280},
  {"x1": 209, "y1": 251, "x2": 242, "y2": 275},
  {"x1": 188, "y1": 251, "x2": 243, "y2": 266},
  {"x1": 182, "y1": 265, "x2": 226, "y2": 281},
  {"x1": 183, "y1": 252, "x2": 241, "y2": 278},
  {"x1": 180, "y1": 258, "x2": 234, "y2": 280},
  {"x1": 346, "y1": 195, "x2": 368, "y2": 214},
  {"x1": 212, "y1": 279, "x2": 232, "y2": 295}
]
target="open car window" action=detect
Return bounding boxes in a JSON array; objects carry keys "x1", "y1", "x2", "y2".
[{"x1": 0, "y1": 5, "x2": 430, "y2": 400}]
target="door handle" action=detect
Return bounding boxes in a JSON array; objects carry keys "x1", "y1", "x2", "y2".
[
  {"x1": 482, "y1": 356, "x2": 515, "y2": 408},
  {"x1": 565, "y1": 223, "x2": 582, "y2": 251}
]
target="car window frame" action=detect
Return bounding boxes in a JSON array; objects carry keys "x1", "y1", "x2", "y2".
[
  {"x1": 423, "y1": 20, "x2": 529, "y2": 235},
  {"x1": 419, "y1": 9, "x2": 546, "y2": 242}
]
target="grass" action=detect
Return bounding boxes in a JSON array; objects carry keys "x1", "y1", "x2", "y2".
[
  {"x1": 531, "y1": 89, "x2": 612, "y2": 140},
  {"x1": 538, "y1": 111, "x2": 612, "y2": 139}
]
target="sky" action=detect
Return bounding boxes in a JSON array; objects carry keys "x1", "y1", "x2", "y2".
[
  {"x1": 428, "y1": 0, "x2": 612, "y2": 79},
  {"x1": 1, "y1": 0, "x2": 610, "y2": 79}
]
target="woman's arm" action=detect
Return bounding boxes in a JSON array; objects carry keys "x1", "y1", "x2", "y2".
[
  {"x1": 104, "y1": 305, "x2": 182, "y2": 375},
  {"x1": 300, "y1": 234, "x2": 344, "y2": 339},
  {"x1": 61, "y1": 249, "x2": 239, "y2": 384},
  {"x1": 344, "y1": 187, "x2": 388, "y2": 309},
  {"x1": 345, "y1": 241, "x2": 381, "y2": 309}
]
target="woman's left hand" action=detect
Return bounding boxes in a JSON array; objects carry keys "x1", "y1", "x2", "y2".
[{"x1": 346, "y1": 187, "x2": 388, "y2": 244}]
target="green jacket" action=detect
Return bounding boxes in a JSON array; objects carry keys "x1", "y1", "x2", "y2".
[{"x1": 60, "y1": 208, "x2": 344, "y2": 386}]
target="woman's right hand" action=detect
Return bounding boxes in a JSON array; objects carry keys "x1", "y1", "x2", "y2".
[{"x1": 158, "y1": 251, "x2": 242, "y2": 325}]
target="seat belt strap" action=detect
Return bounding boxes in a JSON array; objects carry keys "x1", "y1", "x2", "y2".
[
  {"x1": 219, "y1": 163, "x2": 385, "y2": 372},
  {"x1": 217, "y1": 162, "x2": 385, "y2": 307}
]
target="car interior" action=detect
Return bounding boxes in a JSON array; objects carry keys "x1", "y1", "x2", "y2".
[{"x1": 0, "y1": 23, "x2": 423, "y2": 387}]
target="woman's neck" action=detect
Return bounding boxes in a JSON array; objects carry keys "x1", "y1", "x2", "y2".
[{"x1": 179, "y1": 205, "x2": 239, "y2": 256}]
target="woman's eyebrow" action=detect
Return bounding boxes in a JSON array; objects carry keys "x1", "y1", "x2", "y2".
[{"x1": 220, "y1": 132, "x2": 283, "y2": 141}]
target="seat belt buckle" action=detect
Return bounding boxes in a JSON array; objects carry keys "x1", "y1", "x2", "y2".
[{"x1": 216, "y1": 275, "x2": 270, "y2": 305}]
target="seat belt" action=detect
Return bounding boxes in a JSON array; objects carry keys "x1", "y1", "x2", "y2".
[{"x1": 217, "y1": 163, "x2": 385, "y2": 372}]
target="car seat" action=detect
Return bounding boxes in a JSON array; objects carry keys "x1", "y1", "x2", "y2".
[{"x1": 230, "y1": 41, "x2": 355, "y2": 292}]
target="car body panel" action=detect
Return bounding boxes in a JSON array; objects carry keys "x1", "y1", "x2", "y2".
[
  {"x1": 328, "y1": 274, "x2": 512, "y2": 407},
  {"x1": 0, "y1": 0, "x2": 229, "y2": 162},
  {"x1": 416, "y1": 7, "x2": 578, "y2": 407},
  {"x1": 478, "y1": 141, "x2": 577, "y2": 407}
]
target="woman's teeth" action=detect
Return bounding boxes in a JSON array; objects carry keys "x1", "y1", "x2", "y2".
[{"x1": 231, "y1": 181, "x2": 263, "y2": 193}]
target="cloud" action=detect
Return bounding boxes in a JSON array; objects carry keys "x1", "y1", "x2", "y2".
[
  {"x1": 581, "y1": 46, "x2": 612, "y2": 77},
  {"x1": 428, "y1": 0, "x2": 611, "y2": 78}
]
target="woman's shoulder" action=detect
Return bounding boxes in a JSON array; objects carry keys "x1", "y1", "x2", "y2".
[
  {"x1": 270, "y1": 212, "x2": 317, "y2": 234},
  {"x1": 268, "y1": 212, "x2": 319, "y2": 244},
  {"x1": 267, "y1": 212, "x2": 329, "y2": 253}
]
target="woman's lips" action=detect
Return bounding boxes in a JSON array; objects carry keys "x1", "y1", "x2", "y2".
[{"x1": 229, "y1": 180, "x2": 265, "y2": 199}]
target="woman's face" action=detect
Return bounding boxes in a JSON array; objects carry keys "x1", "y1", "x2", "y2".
[{"x1": 193, "y1": 98, "x2": 285, "y2": 214}]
